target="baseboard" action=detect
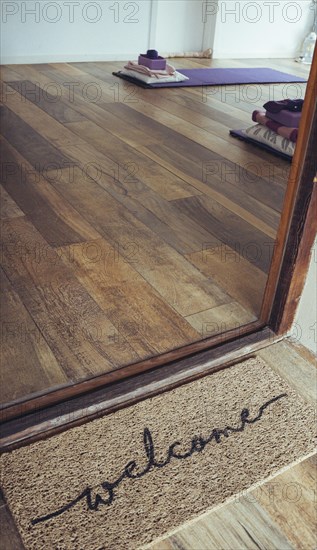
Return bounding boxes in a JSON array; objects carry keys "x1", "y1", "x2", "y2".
[
  {"x1": 1, "y1": 51, "x2": 301, "y2": 65},
  {"x1": 212, "y1": 51, "x2": 300, "y2": 60},
  {"x1": 0, "y1": 53, "x2": 140, "y2": 65}
]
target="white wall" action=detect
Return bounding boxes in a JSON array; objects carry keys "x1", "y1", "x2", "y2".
[
  {"x1": 291, "y1": 237, "x2": 317, "y2": 355},
  {"x1": 150, "y1": 0, "x2": 205, "y2": 54},
  {"x1": 1, "y1": 0, "x2": 314, "y2": 63},
  {"x1": 211, "y1": 0, "x2": 314, "y2": 58},
  {"x1": 0, "y1": 0, "x2": 204, "y2": 64},
  {"x1": 0, "y1": 0, "x2": 153, "y2": 63}
]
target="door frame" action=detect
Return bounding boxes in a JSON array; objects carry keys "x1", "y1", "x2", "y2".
[
  {"x1": 1, "y1": 49, "x2": 316, "y2": 428},
  {"x1": 261, "y1": 46, "x2": 317, "y2": 332}
]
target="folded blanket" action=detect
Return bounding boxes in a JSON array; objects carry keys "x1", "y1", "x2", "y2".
[
  {"x1": 124, "y1": 60, "x2": 176, "y2": 78},
  {"x1": 243, "y1": 124, "x2": 296, "y2": 156},
  {"x1": 119, "y1": 68, "x2": 189, "y2": 85},
  {"x1": 265, "y1": 109, "x2": 301, "y2": 129},
  {"x1": 252, "y1": 110, "x2": 298, "y2": 142},
  {"x1": 263, "y1": 99, "x2": 304, "y2": 113}
]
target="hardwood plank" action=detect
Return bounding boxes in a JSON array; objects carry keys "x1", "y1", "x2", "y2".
[
  {"x1": 0, "y1": 186, "x2": 23, "y2": 220},
  {"x1": 2, "y1": 83, "x2": 84, "y2": 149},
  {"x1": 64, "y1": 121, "x2": 224, "y2": 255},
  {"x1": 7, "y1": 80, "x2": 85, "y2": 123},
  {"x1": 64, "y1": 119, "x2": 201, "y2": 201},
  {"x1": 111, "y1": 84, "x2": 287, "y2": 205},
  {"x1": 149, "y1": 446, "x2": 317, "y2": 550},
  {"x1": 1, "y1": 137, "x2": 101, "y2": 247},
  {"x1": 258, "y1": 338, "x2": 317, "y2": 404},
  {"x1": 65, "y1": 58, "x2": 302, "y2": 179},
  {"x1": 80, "y1": 58, "x2": 254, "y2": 136},
  {"x1": 254, "y1": 454, "x2": 317, "y2": 550},
  {"x1": 58, "y1": 239, "x2": 200, "y2": 356},
  {"x1": 63, "y1": 61, "x2": 144, "y2": 103},
  {"x1": 186, "y1": 245, "x2": 267, "y2": 317},
  {"x1": 2, "y1": 86, "x2": 134, "y2": 187},
  {"x1": 241, "y1": 57, "x2": 310, "y2": 75},
  {"x1": 1, "y1": 217, "x2": 140, "y2": 382},
  {"x1": 175, "y1": 194, "x2": 274, "y2": 273},
  {"x1": 0, "y1": 104, "x2": 74, "y2": 170},
  {"x1": 0, "y1": 65, "x2": 23, "y2": 81},
  {"x1": 290, "y1": 339, "x2": 317, "y2": 367},
  {"x1": 0, "y1": 268, "x2": 68, "y2": 403},
  {"x1": 160, "y1": 455, "x2": 317, "y2": 550},
  {"x1": 3, "y1": 84, "x2": 274, "y2": 240},
  {"x1": 145, "y1": 141, "x2": 286, "y2": 213},
  {"x1": 116, "y1": 92, "x2": 289, "y2": 183},
  {"x1": 138, "y1": 190, "x2": 223, "y2": 255},
  {"x1": 187, "y1": 153, "x2": 281, "y2": 233},
  {"x1": 150, "y1": 493, "x2": 294, "y2": 550},
  {"x1": 3, "y1": 67, "x2": 286, "y2": 226},
  {"x1": 3, "y1": 68, "x2": 161, "y2": 150},
  {"x1": 138, "y1": 145, "x2": 278, "y2": 239},
  {"x1": 74, "y1": 102, "x2": 158, "y2": 148},
  {"x1": 60, "y1": 135, "x2": 200, "y2": 218},
  {"x1": 46, "y1": 166, "x2": 230, "y2": 317},
  {"x1": 46, "y1": 61, "x2": 290, "y2": 184},
  {"x1": 64, "y1": 118, "x2": 168, "y2": 176},
  {"x1": 185, "y1": 302, "x2": 256, "y2": 335},
  {"x1": 64, "y1": 115, "x2": 168, "y2": 172},
  {"x1": 68, "y1": 123, "x2": 276, "y2": 264},
  {"x1": 100, "y1": 101, "x2": 189, "y2": 145},
  {"x1": 157, "y1": 86, "x2": 250, "y2": 128},
  {"x1": 102, "y1": 93, "x2": 287, "y2": 177},
  {"x1": 138, "y1": 171, "x2": 201, "y2": 201},
  {"x1": 0, "y1": 493, "x2": 25, "y2": 550},
  {"x1": 1, "y1": 64, "x2": 77, "y2": 101},
  {"x1": 37, "y1": 62, "x2": 121, "y2": 103},
  {"x1": 64, "y1": 122, "x2": 279, "y2": 259},
  {"x1": 111, "y1": 84, "x2": 246, "y2": 133}
]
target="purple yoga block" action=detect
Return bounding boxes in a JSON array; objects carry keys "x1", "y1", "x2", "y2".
[
  {"x1": 266, "y1": 109, "x2": 302, "y2": 128},
  {"x1": 138, "y1": 54, "x2": 166, "y2": 70}
]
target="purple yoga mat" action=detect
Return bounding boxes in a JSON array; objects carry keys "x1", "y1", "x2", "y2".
[{"x1": 113, "y1": 67, "x2": 307, "y2": 88}]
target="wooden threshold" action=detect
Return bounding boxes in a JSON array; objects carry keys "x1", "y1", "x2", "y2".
[
  {"x1": 0, "y1": 319, "x2": 263, "y2": 422},
  {"x1": 0, "y1": 326, "x2": 281, "y2": 452}
]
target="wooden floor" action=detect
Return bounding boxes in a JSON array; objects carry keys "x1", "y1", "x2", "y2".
[
  {"x1": 0, "y1": 339, "x2": 316, "y2": 549},
  {"x1": 0, "y1": 58, "x2": 310, "y2": 406}
]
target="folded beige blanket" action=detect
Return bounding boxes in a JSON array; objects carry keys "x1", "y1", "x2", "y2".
[{"x1": 124, "y1": 60, "x2": 176, "y2": 79}]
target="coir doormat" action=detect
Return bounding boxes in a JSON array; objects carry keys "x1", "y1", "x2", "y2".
[{"x1": 1, "y1": 357, "x2": 316, "y2": 550}]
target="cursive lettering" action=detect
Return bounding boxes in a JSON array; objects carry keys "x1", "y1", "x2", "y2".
[{"x1": 31, "y1": 393, "x2": 287, "y2": 526}]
